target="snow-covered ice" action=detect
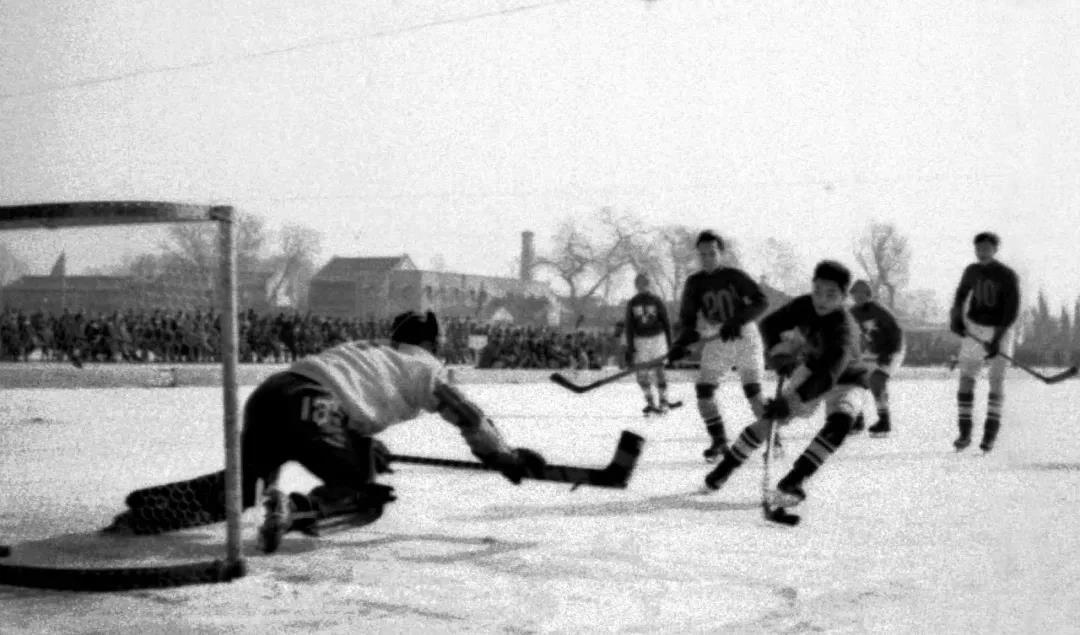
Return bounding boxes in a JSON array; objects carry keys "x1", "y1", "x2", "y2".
[{"x1": 2, "y1": 373, "x2": 1079, "y2": 633}]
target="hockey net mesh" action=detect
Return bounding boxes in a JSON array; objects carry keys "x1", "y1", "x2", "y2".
[{"x1": 0, "y1": 213, "x2": 245, "y2": 590}]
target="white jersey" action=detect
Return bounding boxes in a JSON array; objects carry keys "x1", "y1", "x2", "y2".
[{"x1": 289, "y1": 341, "x2": 447, "y2": 436}]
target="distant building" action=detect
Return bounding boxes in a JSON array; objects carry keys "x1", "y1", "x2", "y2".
[
  {"x1": 307, "y1": 233, "x2": 560, "y2": 325},
  {"x1": 0, "y1": 254, "x2": 282, "y2": 314}
]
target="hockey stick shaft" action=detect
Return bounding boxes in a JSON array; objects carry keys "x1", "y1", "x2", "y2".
[
  {"x1": 967, "y1": 335, "x2": 1078, "y2": 384},
  {"x1": 761, "y1": 378, "x2": 783, "y2": 513},
  {"x1": 550, "y1": 334, "x2": 723, "y2": 394},
  {"x1": 388, "y1": 430, "x2": 645, "y2": 489}
]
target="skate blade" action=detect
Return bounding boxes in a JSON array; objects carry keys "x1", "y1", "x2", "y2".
[
  {"x1": 869, "y1": 432, "x2": 890, "y2": 438},
  {"x1": 767, "y1": 490, "x2": 804, "y2": 508}
]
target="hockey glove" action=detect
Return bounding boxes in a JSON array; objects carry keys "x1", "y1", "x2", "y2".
[
  {"x1": 768, "y1": 352, "x2": 799, "y2": 378},
  {"x1": 486, "y1": 448, "x2": 548, "y2": 485},
  {"x1": 719, "y1": 320, "x2": 743, "y2": 342},
  {"x1": 983, "y1": 338, "x2": 1001, "y2": 359},
  {"x1": 763, "y1": 397, "x2": 792, "y2": 421}
]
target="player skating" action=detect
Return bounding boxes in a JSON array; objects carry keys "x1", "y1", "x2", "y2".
[
  {"x1": 667, "y1": 230, "x2": 770, "y2": 462},
  {"x1": 848, "y1": 280, "x2": 905, "y2": 438},
  {"x1": 701, "y1": 261, "x2": 869, "y2": 508},
  {"x1": 949, "y1": 232, "x2": 1020, "y2": 453},
  {"x1": 106, "y1": 311, "x2": 546, "y2": 553},
  {"x1": 624, "y1": 272, "x2": 678, "y2": 416}
]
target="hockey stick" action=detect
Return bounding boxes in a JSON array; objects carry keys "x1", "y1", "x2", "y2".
[
  {"x1": 388, "y1": 430, "x2": 645, "y2": 490},
  {"x1": 550, "y1": 334, "x2": 722, "y2": 394},
  {"x1": 968, "y1": 336, "x2": 1078, "y2": 385},
  {"x1": 762, "y1": 379, "x2": 800, "y2": 526}
]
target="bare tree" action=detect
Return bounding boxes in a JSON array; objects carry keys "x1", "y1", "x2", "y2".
[
  {"x1": 164, "y1": 212, "x2": 268, "y2": 276},
  {"x1": 265, "y1": 224, "x2": 323, "y2": 309},
  {"x1": 0, "y1": 242, "x2": 30, "y2": 285},
  {"x1": 757, "y1": 237, "x2": 807, "y2": 295},
  {"x1": 430, "y1": 253, "x2": 447, "y2": 272},
  {"x1": 853, "y1": 221, "x2": 911, "y2": 309},
  {"x1": 896, "y1": 288, "x2": 943, "y2": 324},
  {"x1": 532, "y1": 208, "x2": 645, "y2": 317},
  {"x1": 635, "y1": 225, "x2": 697, "y2": 302}
]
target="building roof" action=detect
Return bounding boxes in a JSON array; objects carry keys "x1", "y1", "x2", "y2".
[{"x1": 313, "y1": 255, "x2": 415, "y2": 279}]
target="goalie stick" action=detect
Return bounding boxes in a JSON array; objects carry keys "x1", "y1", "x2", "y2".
[
  {"x1": 550, "y1": 334, "x2": 722, "y2": 394},
  {"x1": 969, "y1": 336, "x2": 1078, "y2": 385},
  {"x1": 389, "y1": 430, "x2": 645, "y2": 490}
]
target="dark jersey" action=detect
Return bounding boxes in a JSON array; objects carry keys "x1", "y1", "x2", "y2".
[
  {"x1": 625, "y1": 292, "x2": 671, "y2": 343},
  {"x1": 760, "y1": 295, "x2": 869, "y2": 402},
  {"x1": 675, "y1": 267, "x2": 767, "y2": 343},
  {"x1": 952, "y1": 260, "x2": 1020, "y2": 328},
  {"x1": 848, "y1": 301, "x2": 904, "y2": 363}
]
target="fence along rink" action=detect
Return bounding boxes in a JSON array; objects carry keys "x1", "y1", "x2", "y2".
[{"x1": 0, "y1": 201, "x2": 245, "y2": 590}]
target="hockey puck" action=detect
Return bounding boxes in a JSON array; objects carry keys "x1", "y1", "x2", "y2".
[{"x1": 0, "y1": 545, "x2": 11, "y2": 557}]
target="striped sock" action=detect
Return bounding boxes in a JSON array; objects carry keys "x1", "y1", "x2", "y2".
[
  {"x1": 984, "y1": 392, "x2": 1003, "y2": 443},
  {"x1": 957, "y1": 391, "x2": 974, "y2": 438},
  {"x1": 729, "y1": 420, "x2": 770, "y2": 462},
  {"x1": 797, "y1": 431, "x2": 841, "y2": 472}
]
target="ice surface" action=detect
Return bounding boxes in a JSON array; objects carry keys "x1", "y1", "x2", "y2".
[{"x1": 2, "y1": 376, "x2": 1079, "y2": 633}]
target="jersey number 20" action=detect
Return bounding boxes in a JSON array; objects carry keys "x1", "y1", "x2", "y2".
[{"x1": 701, "y1": 289, "x2": 738, "y2": 323}]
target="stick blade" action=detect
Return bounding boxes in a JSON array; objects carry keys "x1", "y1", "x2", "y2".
[
  {"x1": 595, "y1": 430, "x2": 646, "y2": 488},
  {"x1": 764, "y1": 506, "x2": 801, "y2": 526},
  {"x1": 1045, "y1": 366, "x2": 1079, "y2": 384},
  {"x1": 549, "y1": 372, "x2": 588, "y2": 393}
]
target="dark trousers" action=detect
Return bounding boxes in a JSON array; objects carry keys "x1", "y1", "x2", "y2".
[{"x1": 242, "y1": 372, "x2": 374, "y2": 507}]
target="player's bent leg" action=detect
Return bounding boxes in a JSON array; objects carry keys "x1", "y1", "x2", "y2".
[
  {"x1": 775, "y1": 390, "x2": 856, "y2": 506},
  {"x1": 982, "y1": 359, "x2": 1008, "y2": 452},
  {"x1": 696, "y1": 382, "x2": 728, "y2": 461},
  {"x1": 636, "y1": 369, "x2": 659, "y2": 415},
  {"x1": 955, "y1": 374, "x2": 977, "y2": 451},
  {"x1": 655, "y1": 367, "x2": 671, "y2": 410},
  {"x1": 867, "y1": 369, "x2": 892, "y2": 437}
]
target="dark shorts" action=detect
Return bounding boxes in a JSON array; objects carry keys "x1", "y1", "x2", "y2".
[{"x1": 241, "y1": 371, "x2": 374, "y2": 505}]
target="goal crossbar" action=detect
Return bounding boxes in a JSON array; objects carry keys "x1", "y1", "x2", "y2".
[{"x1": 0, "y1": 201, "x2": 232, "y2": 230}]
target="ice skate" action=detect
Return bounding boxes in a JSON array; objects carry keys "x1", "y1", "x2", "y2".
[
  {"x1": 868, "y1": 422, "x2": 890, "y2": 438},
  {"x1": 642, "y1": 404, "x2": 662, "y2": 417},
  {"x1": 258, "y1": 488, "x2": 291, "y2": 554},
  {"x1": 701, "y1": 456, "x2": 736, "y2": 492},
  {"x1": 953, "y1": 434, "x2": 972, "y2": 452},
  {"x1": 980, "y1": 420, "x2": 1000, "y2": 453},
  {"x1": 772, "y1": 477, "x2": 806, "y2": 508},
  {"x1": 850, "y1": 414, "x2": 865, "y2": 436},
  {"x1": 702, "y1": 436, "x2": 728, "y2": 463}
]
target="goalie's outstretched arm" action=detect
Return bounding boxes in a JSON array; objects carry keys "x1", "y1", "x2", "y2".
[{"x1": 432, "y1": 381, "x2": 545, "y2": 484}]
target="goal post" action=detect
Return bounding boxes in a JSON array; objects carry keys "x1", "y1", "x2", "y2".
[{"x1": 0, "y1": 201, "x2": 245, "y2": 590}]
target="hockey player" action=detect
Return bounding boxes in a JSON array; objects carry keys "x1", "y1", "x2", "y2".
[
  {"x1": 624, "y1": 272, "x2": 675, "y2": 416},
  {"x1": 949, "y1": 232, "x2": 1020, "y2": 453},
  {"x1": 106, "y1": 311, "x2": 545, "y2": 553},
  {"x1": 702, "y1": 260, "x2": 869, "y2": 507},
  {"x1": 848, "y1": 280, "x2": 905, "y2": 437},
  {"x1": 668, "y1": 230, "x2": 769, "y2": 462}
]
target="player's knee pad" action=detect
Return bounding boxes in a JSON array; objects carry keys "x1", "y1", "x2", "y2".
[
  {"x1": 821, "y1": 412, "x2": 854, "y2": 447},
  {"x1": 958, "y1": 374, "x2": 976, "y2": 393},
  {"x1": 695, "y1": 383, "x2": 717, "y2": 400},
  {"x1": 636, "y1": 370, "x2": 652, "y2": 387}
]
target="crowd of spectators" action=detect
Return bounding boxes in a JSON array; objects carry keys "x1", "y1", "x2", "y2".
[{"x1": 0, "y1": 308, "x2": 621, "y2": 369}]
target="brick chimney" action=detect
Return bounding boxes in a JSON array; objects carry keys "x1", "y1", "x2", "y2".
[{"x1": 520, "y1": 231, "x2": 535, "y2": 282}]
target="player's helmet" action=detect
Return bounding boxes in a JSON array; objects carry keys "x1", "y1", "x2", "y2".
[{"x1": 390, "y1": 310, "x2": 440, "y2": 349}]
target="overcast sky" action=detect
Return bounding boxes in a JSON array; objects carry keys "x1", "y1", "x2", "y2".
[{"x1": 1, "y1": 0, "x2": 1078, "y2": 313}]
